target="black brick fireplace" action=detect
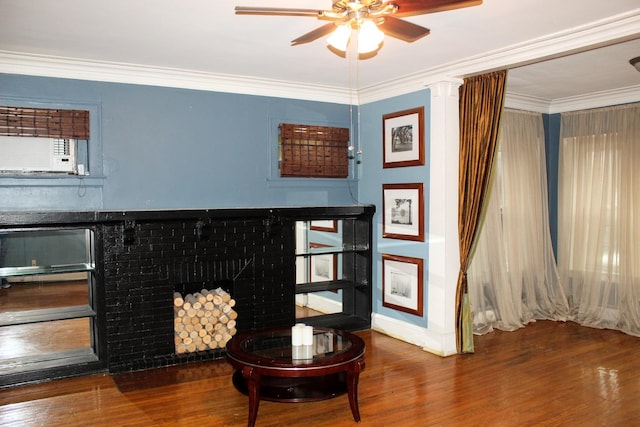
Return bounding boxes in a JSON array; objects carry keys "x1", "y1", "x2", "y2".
[
  {"x1": 0, "y1": 205, "x2": 374, "y2": 387},
  {"x1": 100, "y1": 211, "x2": 295, "y2": 372}
]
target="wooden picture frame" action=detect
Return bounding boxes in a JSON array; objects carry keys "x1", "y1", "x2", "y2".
[
  {"x1": 309, "y1": 220, "x2": 338, "y2": 233},
  {"x1": 382, "y1": 106, "x2": 425, "y2": 168},
  {"x1": 382, "y1": 253, "x2": 424, "y2": 316},
  {"x1": 309, "y1": 242, "x2": 337, "y2": 282},
  {"x1": 382, "y1": 183, "x2": 424, "y2": 241}
]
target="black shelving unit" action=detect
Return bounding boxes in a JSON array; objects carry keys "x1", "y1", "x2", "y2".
[
  {"x1": 293, "y1": 206, "x2": 374, "y2": 331},
  {"x1": 0, "y1": 227, "x2": 102, "y2": 386}
]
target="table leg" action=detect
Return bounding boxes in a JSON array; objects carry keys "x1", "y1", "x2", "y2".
[
  {"x1": 242, "y1": 367, "x2": 261, "y2": 427},
  {"x1": 346, "y1": 358, "x2": 365, "y2": 422}
]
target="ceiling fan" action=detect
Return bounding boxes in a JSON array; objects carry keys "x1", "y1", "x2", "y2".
[{"x1": 235, "y1": 0, "x2": 482, "y2": 54}]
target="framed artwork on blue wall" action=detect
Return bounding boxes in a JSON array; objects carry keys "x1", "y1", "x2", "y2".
[
  {"x1": 382, "y1": 253, "x2": 424, "y2": 317},
  {"x1": 382, "y1": 106, "x2": 425, "y2": 168},
  {"x1": 382, "y1": 183, "x2": 424, "y2": 241}
]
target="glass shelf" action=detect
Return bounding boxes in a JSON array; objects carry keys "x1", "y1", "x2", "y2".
[
  {"x1": 0, "y1": 263, "x2": 95, "y2": 278},
  {"x1": 295, "y1": 279, "x2": 366, "y2": 294},
  {"x1": 0, "y1": 305, "x2": 96, "y2": 327},
  {"x1": 295, "y1": 244, "x2": 369, "y2": 256}
]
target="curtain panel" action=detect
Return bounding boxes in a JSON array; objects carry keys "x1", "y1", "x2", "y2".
[
  {"x1": 558, "y1": 103, "x2": 640, "y2": 336},
  {"x1": 456, "y1": 70, "x2": 507, "y2": 353},
  {"x1": 467, "y1": 109, "x2": 569, "y2": 334}
]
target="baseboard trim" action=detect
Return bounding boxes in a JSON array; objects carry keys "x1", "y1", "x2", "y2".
[{"x1": 371, "y1": 313, "x2": 458, "y2": 357}]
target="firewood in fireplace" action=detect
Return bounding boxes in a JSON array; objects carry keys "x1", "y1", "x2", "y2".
[{"x1": 173, "y1": 287, "x2": 238, "y2": 354}]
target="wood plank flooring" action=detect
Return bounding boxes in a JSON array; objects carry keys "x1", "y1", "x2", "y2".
[
  {"x1": 0, "y1": 280, "x2": 88, "y2": 312},
  {"x1": 0, "y1": 281, "x2": 91, "y2": 362},
  {"x1": 1, "y1": 320, "x2": 639, "y2": 427}
]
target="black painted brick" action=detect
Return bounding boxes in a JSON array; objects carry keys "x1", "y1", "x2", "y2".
[{"x1": 102, "y1": 215, "x2": 295, "y2": 373}]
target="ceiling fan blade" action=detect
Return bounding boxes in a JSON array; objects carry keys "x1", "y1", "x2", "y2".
[
  {"x1": 235, "y1": 6, "x2": 322, "y2": 17},
  {"x1": 390, "y1": 0, "x2": 482, "y2": 17},
  {"x1": 378, "y1": 16, "x2": 430, "y2": 42},
  {"x1": 291, "y1": 23, "x2": 338, "y2": 46}
]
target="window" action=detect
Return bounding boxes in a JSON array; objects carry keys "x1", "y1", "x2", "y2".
[
  {"x1": 0, "y1": 106, "x2": 90, "y2": 175},
  {"x1": 561, "y1": 133, "x2": 621, "y2": 277},
  {"x1": 279, "y1": 123, "x2": 349, "y2": 178}
]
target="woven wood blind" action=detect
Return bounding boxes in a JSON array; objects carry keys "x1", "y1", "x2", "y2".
[
  {"x1": 279, "y1": 123, "x2": 349, "y2": 178},
  {"x1": 0, "y1": 106, "x2": 90, "y2": 139}
]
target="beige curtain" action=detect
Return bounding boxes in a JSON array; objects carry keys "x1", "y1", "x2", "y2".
[
  {"x1": 467, "y1": 109, "x2": 569, "y2": 334},
  {"x1": 558, "y1": 103, "x2": 640, "y2": 336},
  {"x1": 456, "y1": 70, "x2": 507, "y2": 353}
]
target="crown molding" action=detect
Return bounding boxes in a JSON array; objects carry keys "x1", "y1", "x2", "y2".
[
  {"x1": 0, "y1": 50, "x2": 351, "y2": 105},
  {"x1": 547, "y1": 85, "x2": 640, "y2": 113},
  {"x1": 0, "y1": 9, "x2": 638, "y2": 108},
  {"x1": 504, "y1": 84, "x2": 640, "y2": 114},
  {"x1": 358, "y1": 9, "x2": 640, "y2": 105},
  {"x1": 504, "y1": 93, "x2": 552, "y2": 113}
]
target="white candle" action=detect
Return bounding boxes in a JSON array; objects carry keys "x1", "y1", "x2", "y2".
[
  {"x1": 302, "y1": 325, "x2": 314, "y2": 346},
  {"x1": 291, "y1": 323, "x2": 305, "y2": 346},
  {"x1": 291, "y1": 345, "x2": 304, "y2": 360},
  {"x1": 301, "y1": 344, "x2": 313, "y2": 360}
]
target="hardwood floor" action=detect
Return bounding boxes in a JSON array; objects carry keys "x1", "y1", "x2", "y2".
[
  {"x1": 0, "y1": 281, "x2": 91, "y2": 363},
  {"x1": 1, "y1": 320, "x2": 639, "y2": 426},
  {"x1": 0, "y1": 280, "x2": 88, "y2": 311}
]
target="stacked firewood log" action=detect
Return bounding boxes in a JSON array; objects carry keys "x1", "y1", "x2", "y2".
[{"x1": 173, "y1": 287, "x2": 237, "y2": 354}]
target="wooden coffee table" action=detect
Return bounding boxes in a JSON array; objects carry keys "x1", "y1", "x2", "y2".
[{"x1": 226, "y1": 326, "x2": 365, "y2": 427}]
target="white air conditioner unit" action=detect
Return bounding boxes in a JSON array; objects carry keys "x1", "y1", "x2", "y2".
[
  {"x1": 51, "y1": 138, "x2": 76, "y2": 172},
  {"x1": 0, "y1": 136, "x2": 76, "y2": 173}
]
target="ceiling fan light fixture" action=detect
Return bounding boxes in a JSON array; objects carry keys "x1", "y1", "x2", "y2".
[
  {"x1": 237, "y1": 0, "x2": 482, "y2": 55},
  {"x1": 327, "y1": 23, "x2": 352, "y2": 52},
  {"x1": 357, "y1": 20, "x2": 384, "y2": 53},
  {"x1": 327, "y1": 20, "x2": 384, "y2": 54},
  {"x1": 630, "y1": 56, "x2": 640, "y2": 72}
]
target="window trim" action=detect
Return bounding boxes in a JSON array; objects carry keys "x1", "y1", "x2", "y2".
[{"x1": 0, "y1": 97, "x2": 103, "y2": 181}]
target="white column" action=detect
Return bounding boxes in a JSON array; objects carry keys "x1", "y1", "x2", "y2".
[{"x1": 424, "y1": 78, "x2": 462, "y2": 356}]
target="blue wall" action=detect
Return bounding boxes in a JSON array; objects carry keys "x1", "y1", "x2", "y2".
[
  {"x1": 1, "y1": 72, "x2": 435, "y2": 326},
  {"x1": 0, "y1": 73, "x2": 358, "y2": 210},
  {"x1": 358, "y1": 89, "x2": 431, "y2": 327},
  {"x1": 543, "y1": 113, "x2": 561, "y2": 257}
]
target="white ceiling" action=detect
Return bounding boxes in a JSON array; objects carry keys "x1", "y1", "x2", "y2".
[{"x1": 1, "y1": 0, "x2": 639, "y2": 112}]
